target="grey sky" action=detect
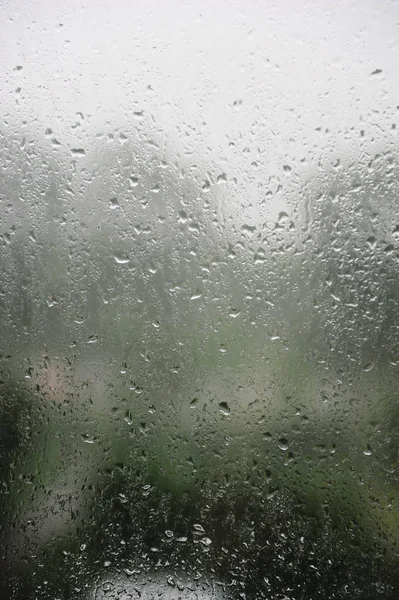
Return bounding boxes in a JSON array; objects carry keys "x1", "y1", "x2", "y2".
[{"x1": 1, "y1": 0, "x2": 398, "y2": 225}]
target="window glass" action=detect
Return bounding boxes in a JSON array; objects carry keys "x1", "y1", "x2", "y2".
[{"x1": 1, "y1": 1, "x2": 398, "y2": 598}]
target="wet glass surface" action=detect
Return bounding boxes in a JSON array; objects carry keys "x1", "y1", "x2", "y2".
[{"x1": 0, "y1": 1, "x2": 399, "y2": 598}]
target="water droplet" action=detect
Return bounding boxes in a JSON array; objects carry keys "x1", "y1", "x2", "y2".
[
  {"x1": 71, "y1": 148, "x2": 86, "y2": 156},
  {"x1": 218, "y1": 401, "x2": 231, "y2": 415},
  {"x1": 267, "y1": 489, "x2": 279, "y2": 500},
  {"x1": 277, "y1": 437, "x2": 289, "y2": 451},
  {"x1": 46, "y1": 296, "x2": 58, "y2": 308},
  {"x1": 190, "y1": 290, "x2": 202, "y2": 300},
  {"x1": 188, "y1": 221, "x2": 200, "y2": 232},
  {"x1": 242, "y1": 224, "x2": 257, "y2": 235},
  {"x1": 114, "y1": 254, "x2": 130, "y2": 264},
  {"x1": 124, "y1": 411, "x2": 133, "y2": 425},
  {"x1": 277, "y1": 212, "x2": 290, "y2": 224},
  {"x1": 200, "y1": 537, "x2": 212, "y2": 546}
]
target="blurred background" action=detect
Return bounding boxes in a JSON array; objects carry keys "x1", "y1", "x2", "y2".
[{"x1": 0, "y1": 1, "x2": 399, "y2": 598}]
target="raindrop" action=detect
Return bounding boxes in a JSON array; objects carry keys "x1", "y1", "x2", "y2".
[
  {"x1": 200, "y1": 537, "x2": 212, "y2": 546},
  {"x1": 129, "y1": 176, "x2": 139, "y2": 187},
  {"x1": 242, "y1": 224, "x2": 257, "y2": 235},
  {"x1": 113, "y1": 254, "x2": 130, "y2": 264},
  {"x1": 277, "y1": 212, "x2": 290, "y2": 224},
  {"x1": 190, "y1": 290, "x2": 202, "y2": 300},
  {"x1": 71, "y1": 148, "x2": 86, "y2": 156},
  {"x1": 277, "y1": 437, "x2": 289, "y2": 451},
  {"x1": 218, "y1": 401, "x2": 231, "y2": 415}
]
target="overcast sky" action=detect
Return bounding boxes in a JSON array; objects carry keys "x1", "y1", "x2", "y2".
[{"x1": 1, "y1": 0, "x2": 399, "y2": 225}]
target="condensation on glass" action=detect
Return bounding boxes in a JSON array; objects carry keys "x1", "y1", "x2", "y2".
[{"x1": 0, "y1": 1, "x2": 398, "y2": 599}]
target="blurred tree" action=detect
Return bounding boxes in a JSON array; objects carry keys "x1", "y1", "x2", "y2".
[{"x1": 0, "y1": 124, "x2": 398, "y2": 598}]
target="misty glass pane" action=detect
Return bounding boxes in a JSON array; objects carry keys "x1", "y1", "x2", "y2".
[{"x1": 1, "y1": 1, "x2": 399, "y2": 599}]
